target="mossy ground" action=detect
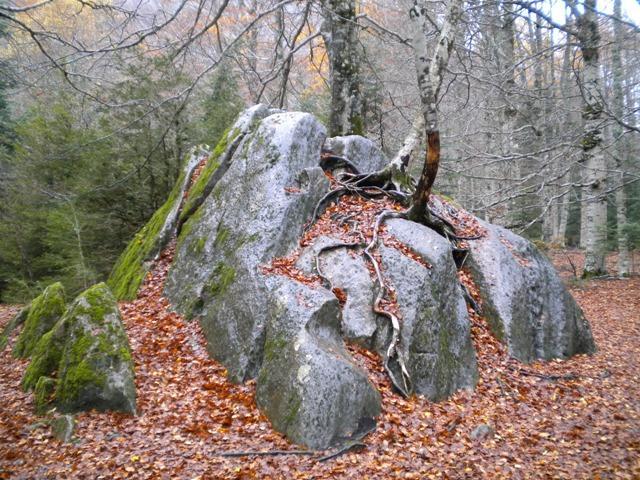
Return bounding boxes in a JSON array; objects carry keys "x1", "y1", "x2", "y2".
[{"x1": 13, "y1": 283, "x2": 66, "y2": 358}]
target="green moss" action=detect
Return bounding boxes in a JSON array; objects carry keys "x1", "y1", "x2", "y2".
[
  {"x1": 283, "y1": 392, "x2": 302, "y2": 426},
  {"x1": 34, "y1": 376, "x2": 57, "y2": 415},
  {"x1": 263, "y1": 335, "x2": 287, "y2": 363},
  {"x1": 13, "y1": 283, "x2": 66, "y2": 359},
  {"x1": 54, "y1": 284, "x2": 132, "y2": 411},
  {"x1": 22, "y1": 330, "x2": 64, "y2": 391},
  {"x1": 23, "y1": 283, "x2": 134, "y2": 414},
  {"x1": 108, "y1": 166, "x2": 188, "y2": 300},
  {"x1": 214, "y1": 226, "x2": 230, "y2": 249},
  {"x1": 179, "y1": 127, "x2": 241, "y2": 224},
  {"x1": 177, "y1": 206, "x2": 204, "y2": 249},
  {"x1": 207, "y1": 263, "x2": 236, "y2": 297},
  {"x1": 189, "y1": 237, "x2": 207, "y2": 255}
]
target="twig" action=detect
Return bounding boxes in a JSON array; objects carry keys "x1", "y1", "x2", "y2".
[{"x1": 213, "y1": 450, "x2": 315, "y2": 458}]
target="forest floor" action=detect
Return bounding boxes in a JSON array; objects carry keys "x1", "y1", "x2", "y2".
[{"x1": 0, "y1": 248, "x2": 639, "y2": 479}]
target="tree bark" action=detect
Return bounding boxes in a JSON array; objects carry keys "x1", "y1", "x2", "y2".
[
  {"x1": 578, "y1": 0, "x2": 607, "y2": 277},
  {"x1": 322, "y1": 0, "x2": 364, "y2": 137},
  {"x1": 612, "y1": 0, "x2": 630, "y2": 277},
  {"x1": 407, "y1": 0, "x2": 463, "y2": 221}
]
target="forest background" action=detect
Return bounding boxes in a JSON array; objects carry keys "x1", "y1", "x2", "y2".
[{"x1": 0, "y1": 0, "x2": 638, "y2": 302}]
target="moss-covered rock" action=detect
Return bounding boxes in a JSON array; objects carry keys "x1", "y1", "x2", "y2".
[
  {"x1": 13, "y1": 283, "x2": 66, "y2": 358},
  {"x1": 0, "y1": 304, "x2": 30, "y2": 352},
  {"x1": 178, "y1": 127, "x2": 241, "y2": 225},
  {"x1": 22, "y1": 329, "x2": 65, "y2": 391},
  {"x1": 34, "y1": 376, "x2": 57, "y2": 414},
  {"x1": 107, "y1": 148, "x2": 206, "y2": 300},
  {"x1": 22, "y1": 283, "x2": 136, "y2": 414}
]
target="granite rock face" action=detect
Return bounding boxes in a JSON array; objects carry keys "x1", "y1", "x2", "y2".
[
  {"x1": 165, "y1": 111, "x2": 329, "y2": 382},
  {"x1": 379, "y1": 219, "x2": 478, "y2": 400},
  {"x1": 256, "y1": 276, "x2": 381, "y2": 449},
  {"x1": 323, "y1": 135, "x2": 389, "y2": 172},
  {"x1": 466, "y1": 220, "x2": 596, "y2": 362}
]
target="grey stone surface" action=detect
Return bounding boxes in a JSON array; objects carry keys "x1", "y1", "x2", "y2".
[
  {"x1": 379, "y1": 219, "x2": 478, "y2": 401},
  {"x1": 466, "y1": 220, "x2": 596, "y2": 362},
  {"x1": 470, "y1": 424, "x2": 494, "y2": 441},
  {"x1": 296, "y1": 236, "x2": 379, "y2": 346},
  {"x1": 324, "y1": 135, "x2": 388, "y2": 172},
  {"x1": 256, "y1": 276, "x2": 381, "y2": 449},
  {"x1": 51, "y1": 414, "x2": 76, "y2": 443},
  {"x1": 165, "y1": 112, "x2": 329, "y2": 382}
]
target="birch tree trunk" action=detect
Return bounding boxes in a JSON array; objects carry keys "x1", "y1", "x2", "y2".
[
  {"x1": 407, "y1": 0, "x2": 463, "y2": 221},
  {"x1": 612, "y1": 0, "x2": 630, "y2": 277},
  {"x1": 578, "y1": 0, "x2": 608, "y2": 277},
  {"x1": 322, "y1": 0, "x2": 364, "y2": 136}
]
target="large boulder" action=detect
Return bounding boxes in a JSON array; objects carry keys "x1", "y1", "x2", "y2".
[
  {"x1": 256, "y1": 276, "x2": 381, "y2": 449},
  {"x1": 178, "y1": 105, "x2": 281, "y2": 226},
  {"x1": 22, "y1": 283, "x2": 136, "y2": 414},
  {"x1": 379, "y1": 219, "x2": 478, "y2": 400},
  {"x1": 293, "y1": 220, "x2": 478, "y2": 401},
  {"x1": 13, "y1": 283, "x2": 66, "y2": 358},
  {"x1": 324, "y1": 135, "x2": 388, "y2": 172},
  {"x1": 466, "y1": 220, "x2": 596, "y2": 362},
  {"x1": 165, "y1": 111, "x2": 329, "y2": 382}
]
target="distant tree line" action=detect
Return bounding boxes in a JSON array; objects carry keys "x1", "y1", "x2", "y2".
[{"x1": 0, "y1": 0, "x2": 638, "y2": 300}]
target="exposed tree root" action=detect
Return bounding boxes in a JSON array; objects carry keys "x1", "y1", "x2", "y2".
[
  {"x1": 363, "y1": 209, "x2": 412, "y2": 398},
  {"x1": 317, "y1": 440, "x2": 367, "y2": 462},
  {"x1": 313, "y1": 152, "x2": 487, "y2": 398}
]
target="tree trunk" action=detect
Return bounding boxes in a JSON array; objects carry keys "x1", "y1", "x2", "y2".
[
  {"x1": 612, "y1": 0, "x2": 630, "y2": 277},
  {"x1": 578, "y1": 0, "x2": 607, "y2": 277},
  {"x1": 407, "y1": 0, "x2": 463, "y2": 221},
  {"x1": 322, "y1": 0, "x2": 363, "y2": 136}
]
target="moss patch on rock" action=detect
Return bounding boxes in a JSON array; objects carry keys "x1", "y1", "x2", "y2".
[
  {"x1": 179, "y1": 128, "x2": 240, "y2": 224},
  {"x1": 22, "y1": 283, "x2": 136, "y2": 415},
  {"x1": 207, "y1": 263, "x2": 236, "y2": 298},
  {"x1": 13, "y1": 283, "x2": 66, "y2": 359},
  {"x1": 107, "y1": 167, "x2": 188, "y2": 301},
  {"x1": 22, "y1": 329, "x2": 65, "y2": 391},
  {"x1": 34, "y1": 376, "x2": 57, "y2": 414}
]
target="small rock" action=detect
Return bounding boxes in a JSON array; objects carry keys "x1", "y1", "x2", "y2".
[
  {"x1": 51, "y1": 415, "x2": 75, "y2": 443},
  {"x1": 470, "y1": 424, "x2": 494, "y2": 441}
]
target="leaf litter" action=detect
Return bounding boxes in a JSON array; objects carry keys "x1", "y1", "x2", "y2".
[{"x1": 1, "y1": 232, "x2": 639, "y2": 478}]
